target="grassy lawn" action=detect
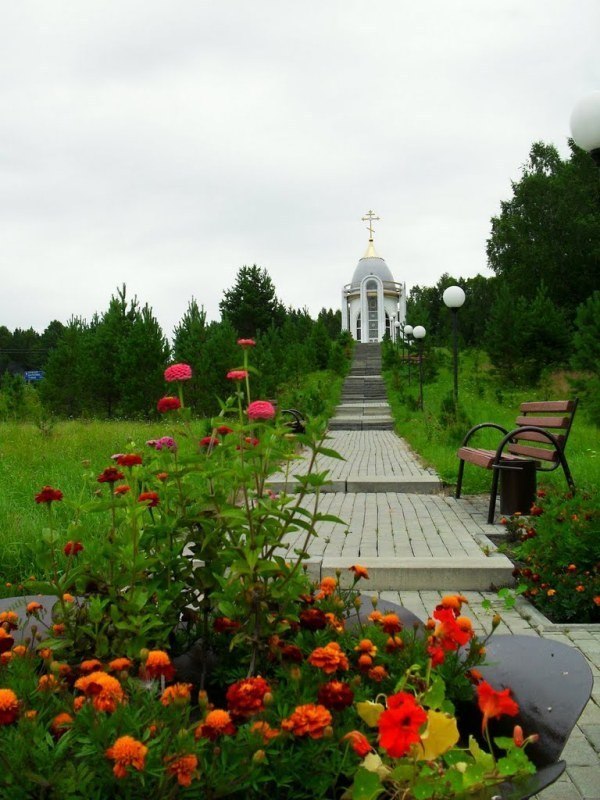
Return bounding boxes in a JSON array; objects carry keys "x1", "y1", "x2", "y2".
[{"x1": 383, "y1": 348, "x2": 600, "y2": 495}]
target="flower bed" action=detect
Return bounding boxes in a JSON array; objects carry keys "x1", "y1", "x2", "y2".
[{"x1": 0, "y1": 345, "x2": 591, "y2": 798}]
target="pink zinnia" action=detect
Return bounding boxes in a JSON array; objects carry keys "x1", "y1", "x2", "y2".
[
  {"x1": 247, "y1": 401, "x2": 276, "y2": 421},
  {"x1": 164, "y1": 363, "x2": 192, "y2": 382},
  {"x1": 226, "y1": 370, "x2": 248, "y2": 381},
  {"x1": 237, "y1": 339, "x2": 256, "y2": 348}
]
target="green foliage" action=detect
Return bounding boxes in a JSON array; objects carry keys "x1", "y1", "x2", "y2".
[
  {"x1": 509, "y1": 490, "x2": 600, "y2": 623},
  {"x1": 572, "y1": 291, "x2": 600, "y2": 374},
  {"x1": 219, "y1": 264, "x2": 286, "y2": 337},
  {"x1": 487, "y1": 141, "x2": 600, "y2": 318}
]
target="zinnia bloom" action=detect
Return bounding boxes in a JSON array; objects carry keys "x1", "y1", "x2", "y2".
[
  {"x1": 164, "y1": 363, "x2": 192, "y2": 382},
  {"x1": 63, "y1": 541, "x2": 83, "y2": 556},
  {"x1": 308, "y1": 642, "x2": 349, "y2": 674},
  {"x1": 199, "y1": 435, "x2": 220, "y2": 448},
  {"x1": 97, "y1": 467, "x2": 125, "y2": 484},
  {"x1": 147, "y1": 436, "x2": 177, "y2": 452},
  {"x1": 349, "y1": 564, "x2": 369, "y2": 580},
  {"x1": 216, "y1": 425, "x2": 233, "y2": 436},
  {"x1": 476, "y1": 680, "x2": 519, "y2": 732},
  {"x1": 247, "y1": 400, "x2": 276, "y2": 421},
  {"x1": 237, "y1": 338, "x2": 256, "y2": 348},
  {"x1": 106, "y1": 735, "x2": 148, "y2": 779},
  {"x1": 138, "y1": 491, "x2": 160, "y2": 507},
  {"x1": 195, "y1": 709, "x2": 236, "y2": 740},
  {"x1": 157, "y1": 396, "x2": 181, "y2": 413},
  {"x1": 114, "y1": 485, "x2": 130, "y2": 496},
  {"x1": 226, "y1": 370, "x2": 248, "y2": 380},
  {"x1": 343, "y1": 730, "x2": 372, "y2": 757},
  {"x1": 116, "y1": 454, "x2": 142, "y2": 467},
  {"x1": 281, "y1": 704, "x2": 332, "y2": 739},
  {"x1": 35, "y1": 486, "x2": 63, "y2": 504},
  {"x1": 378, "y1": 692, "x2": 427, "y2": 758},
  {"x1": 143, "y1": 650, "x2": 175, "y2": 681},
  {"x1": 226, "y1": 676, "x2": 271, "y2": 717},
  {"x1": 0, "y1": 689, "x2": 19, "y2": 725},
  {"x1": 160, "y1": 683, "x2": 192, "y2": 707},
  {"x1": 165, "y1": 753, "x2": 198, "y2": 787},
  {"x1": 317, "y1": 680, "x2": 354, "y2": 711}
]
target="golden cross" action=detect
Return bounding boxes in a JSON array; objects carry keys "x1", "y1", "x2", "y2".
[{"x1": 361, "y1": 209, "x2": 380, "y2": 239}]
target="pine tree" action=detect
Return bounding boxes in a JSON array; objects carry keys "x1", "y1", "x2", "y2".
[{"x1": 219, "y1": 265, "x2": 285, "y2": 337}]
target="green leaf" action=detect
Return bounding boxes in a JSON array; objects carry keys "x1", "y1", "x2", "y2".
[
  {"x1": 422, "y1": 673, "x2": 446, "y2": 710},
  {"x1": 351, "y1": 768, "x2": 385, "y2": 800}
]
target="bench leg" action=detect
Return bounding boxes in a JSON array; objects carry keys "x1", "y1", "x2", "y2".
[
  {"x1": 558, "y1": 453, "x2": 576, "y2": 494},
  {"x1": 456, "y1": 460, "x2": 465, "y2": 499},
  {"x1": 487, "y1": 468, "x2": 500, "y2": 525}
]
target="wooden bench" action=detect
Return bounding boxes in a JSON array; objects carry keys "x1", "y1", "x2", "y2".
[{"x1": 455, "y1": 399, "x2": 578, "y2": 524}]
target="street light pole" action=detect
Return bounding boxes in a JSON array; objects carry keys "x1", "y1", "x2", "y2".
[
  {"x1": 413, "y1": 326, "x2": 426, "y2": 410},
  {"x1": 404, "y1": 324, "x2": 413, "y2": 386},
  {"x1": 442, "y1": 286, "x2": 466, "y2": 402}
]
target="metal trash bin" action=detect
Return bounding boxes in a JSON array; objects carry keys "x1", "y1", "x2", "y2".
[{"x1": 497, "y1": 459, "x2": 537, "y2": 516}]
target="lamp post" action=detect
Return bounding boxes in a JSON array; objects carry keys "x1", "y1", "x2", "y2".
[
  {"x1": 442, "y1": 285, "x2": 466, "y2": 402},
  {"x1": 404, "y1": 324, "x2": 413, "y2": 385},
  {"x1": 413, "y1": 325, "x2": 426, "y2": 410},
  {"x1": 570, "y1": 91, "x2": 600, "y2": 167},
  {"x1": 394, "y1": 319, "x2": 401, "y2": 354}
]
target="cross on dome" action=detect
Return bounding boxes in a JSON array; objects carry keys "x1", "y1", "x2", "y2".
[{"x1": 361, "y1": 209, "x2": 380, "y2": 240}]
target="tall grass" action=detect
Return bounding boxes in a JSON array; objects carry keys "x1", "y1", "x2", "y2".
[{"x1": 384, "y1": 349, "x2": 600, "y2": 495}]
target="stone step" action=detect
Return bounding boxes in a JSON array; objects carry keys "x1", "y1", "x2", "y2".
[
  {"x1": 303, "y1": 555, "x2": 514, "y2": 592},
  {"x1": 328, "y1": 418, "x2": 394, "y2": 430},
  {"x1": 267, "y1": 474, "x2": 441, "y2": 494}
]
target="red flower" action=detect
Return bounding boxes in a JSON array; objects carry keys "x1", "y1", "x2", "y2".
[
  {"x1": 164, "y1": 363, "x2": 192, "y2": 382},
  {"x1": 216, "y1": 425, "x2": 233, "y2": 436},
  {"x1": 279, "y1": 643, "x2": 303, "y2": 663},
  {"x1": 157, "y1": 396, "x2": 181, "y2": 413},
  {"x1": 195, "y1": 709, "x2": 236, "y2": 740},
  {"x1": 63, "y1": 541, "x2": 83, "y2": 556},
  {"x1": 299, "y1": 608, "x2": 327, "y2": 631},
  {"x1": 138, "y1": 492, "x2": 159, "y2": 507},
  {"x1": 35, "y1": 486, "x2": 63, "y2": 504},
  {"x1": 237, "y1": 338, "x2": 256, "y2": 348},
  {"x1": 114, "y1": 484, "x2": 130, "y2": 495},
  {"x1": 476, "y1": 680, "x2": 519, "y2": 732},
  {"x1": 226, "y1": 370, "x2": 248, "y2": 381},
  {"x1": 165, "y1": 753, "x2": 198, "y2": 787},
  {"x1": 97, "y1": 467, "x2": 125, "y2": 484},
  {"x1": 213, "y1": 617, "x2": 241, "y2": 634},
  {"x1": 343, "y1": 730, "x2": 372, "y2": 757},
  {"x1": 431, "y1": 607, "x2": 473, "y2": 651},
  {"x1": 116, "y1": 454, "x2": 142, "y2": 467},
  {"x1": 199, "y1": 435, "x2": 220, "y2": 448},
  {"x1": 247, "y1": 400, "x2": 276, "y2": 421},
  {"x1": 226, "y1": 676, "x2": 271, "y2": 717},
  {"x1": 378, "y1": 692, "x2": 427, "y2": 758},
  {"x1": 380, "y1": 613, "x2": 403, "y2": 634},
  {"x1": 317, "y1": 680, "x2": 354, "y2": 711}
]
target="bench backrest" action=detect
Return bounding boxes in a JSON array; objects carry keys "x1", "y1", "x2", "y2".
[{"x1": 507, "y1": 400, "x2": 578, "y2": 464}]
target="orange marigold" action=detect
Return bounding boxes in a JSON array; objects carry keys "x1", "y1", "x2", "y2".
[
  {"x1": 281, "y1": 704, "x2": 332, "y2": 739},
  {"x1": 368, "y1": 665, "x2": 389, "y2": 683},
  {"x1": 0, "y1": 611, "x2": 19, "y2": 630},
  {"x1": 439, "y1": 594, "x2": 468, "y2": 612},
  {"x1": 0, "y1": 688, "x2": 19, "y2": 725},
  {"x1": 74, "y1": 671, "x2": 124, "y2": 713},
  {"x1": 307, "y1": 642, "x2": 349, "y2": 674},
  {"x1": 349, "y1": 565, "x2": 369, "y2": 580},
  {"x1": 143, "y1": 650, "x2": 175, "y2": 681},
  {"x1": 11, "y1": 645, "x2": 27, "y2": 657},
  {"x1": 343, "y1": 730, "x2": 372, "y2": 757},
  {"x1": 50, "y1": 712, "x2": 73, "y2": 737},
  {"x1": 37, "y1": 674, "x2": 59, "y2": 692},
  {"x1": 317, "y1": 576, "x2": 338, "y2": 598},
  {"x1": 80, "y1": 659, "x2": 103, "y2": 674},
  {"x1": 194, "y1": 709, "x2": 236, "y2": 740},
  {"x1": 250, "y1": 720, "x2": 280, "y2": 743},
  {"x1": 108, "y1": 657, "x2": 133, "y2": 673},
  {"x1": 380, "y1": 613, "x2": 402, "y2": 634},
  {"x1": 165, "y1": 753, "x2": 198, "y2": 787},
  {"x1": 161, "y1": 683, "x2": 192, "y2": 707},
  {"x1": 26, "y1": 601, "x2": 44, "y2": 615},
  {"x1": 324, "y1": 612, "x2": 345, "y2": 633},
  {"x1": 106, "y1": 735, "x2": 148, "y2": 779},
  {"x1": 354, "y1": 638, "x2": 377, "y2": 657}
]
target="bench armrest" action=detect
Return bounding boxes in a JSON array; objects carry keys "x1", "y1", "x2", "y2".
[{"x1": 459, "y1": 422, "x2": 509, "y2": 448}]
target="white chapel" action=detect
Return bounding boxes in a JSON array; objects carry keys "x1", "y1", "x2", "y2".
[{"x1": 341, "y1": 211, "x2": 406, "y2": 343}]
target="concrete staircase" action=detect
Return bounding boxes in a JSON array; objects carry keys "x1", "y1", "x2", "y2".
[{"x1": 329, "y1": 343, "x2": 394, "y2": 430}]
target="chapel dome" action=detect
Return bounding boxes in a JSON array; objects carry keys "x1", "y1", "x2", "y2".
[{"x1": 351, "y1": 240, "x2": 395, "y2": 286}]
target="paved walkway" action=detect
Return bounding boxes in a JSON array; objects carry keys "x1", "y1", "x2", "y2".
[{"x1": 270, "y1": 343, "x2": 600, "y2": 798}]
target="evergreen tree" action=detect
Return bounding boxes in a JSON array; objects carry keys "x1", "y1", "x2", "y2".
[
  {"x1": 172, "y1": 299, "x2": 207, "y2": 409},
  {"x1": 38, "y1": 317, "x2": 89, "y2": 416},
  {"x1": 572, "y1": 291, "x2": 600, "y2": 375},
  {"x1": 118, "y1": 304, "x2": 170, "y2": 417},
  {"x1": 219, "y1": 265, "x2": 285, "y2": 337}
]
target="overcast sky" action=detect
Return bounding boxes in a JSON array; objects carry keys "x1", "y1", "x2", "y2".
[{"x1": 1, "y1": 1, "x2": 598, "y2": 339}]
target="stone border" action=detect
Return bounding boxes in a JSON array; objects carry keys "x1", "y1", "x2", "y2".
[{"x1": 516, "y1": 596, "x2": 600, "y2": 633}]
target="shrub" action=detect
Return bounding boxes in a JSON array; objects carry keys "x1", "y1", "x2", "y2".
[{"x1": 509, "y1": 490, "x2": 600, "y2": 623}]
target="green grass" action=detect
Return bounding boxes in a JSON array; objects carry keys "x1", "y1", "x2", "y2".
[
  {"x1": 384, "y1": 349, "x2": 600, "y2": 495},
  {"x1": 0, "y1": 420, "x2": 159, "y2": 585}
]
